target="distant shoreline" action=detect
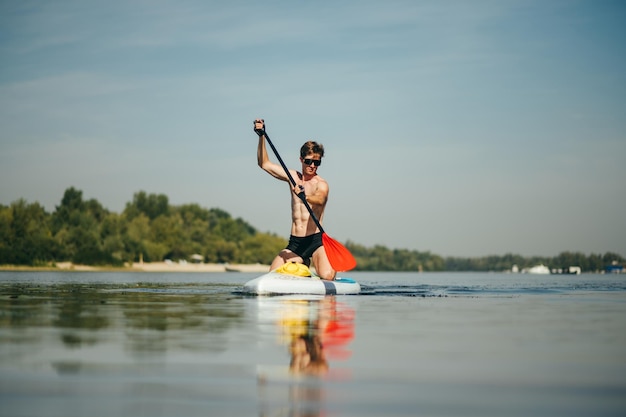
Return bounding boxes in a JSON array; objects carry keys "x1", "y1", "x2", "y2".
[{"x1": 0, "y1": 262, "x2": 270, "y2": 273}]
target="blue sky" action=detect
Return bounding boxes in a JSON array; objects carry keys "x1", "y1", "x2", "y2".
[{"x1": 1, "y1": 0, "x2": 625, "y2": 257}]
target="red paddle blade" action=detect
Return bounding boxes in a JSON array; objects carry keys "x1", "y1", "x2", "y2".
[{"x1": 322, "y1": 233, "x2": 357, "y2": 272}]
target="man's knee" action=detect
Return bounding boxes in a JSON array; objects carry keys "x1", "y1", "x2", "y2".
[{"x1": 316, "y1": 266, "x2": 336, "y2": 281}]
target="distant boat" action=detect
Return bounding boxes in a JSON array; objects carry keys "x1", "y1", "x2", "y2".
[
  {"x1": 225, "y1": 266, "x2": 241, "y2": 272},
  {"x1": 527, "y1": 264, "x2": 550, "y2": 274},
  {"x1": 190, "y1": 254, "x2": 204, "y2": 264},
  {"x1": 551, "y1": 266, "x2": 582, "y2": 275}
]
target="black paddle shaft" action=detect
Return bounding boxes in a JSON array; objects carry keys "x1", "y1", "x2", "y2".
[{"x1": 262, "y1": 131, "x2": 326, "y2": 234}]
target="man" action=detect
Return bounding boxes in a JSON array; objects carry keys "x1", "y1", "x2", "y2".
[{"x1": 254, "y1": 118, "x2": 336, "y2": 280}]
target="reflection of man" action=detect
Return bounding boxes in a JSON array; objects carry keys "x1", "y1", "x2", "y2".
[
  {"x1": 289, "y1": 334, "x2": 328, "y2": 376},
  {"x1": 283, "y1": 297, "x2": 354, "y2": 376}
]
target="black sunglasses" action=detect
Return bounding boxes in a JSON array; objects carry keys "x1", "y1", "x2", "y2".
[{"x1": 303, "y1": 158, "x2": 322, "y2": 167}]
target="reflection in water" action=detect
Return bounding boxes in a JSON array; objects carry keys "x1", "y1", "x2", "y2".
[
  {"x1": 290, "y1": 334, "x2": 327, "y2": 375},
  {"x1": 120, "y1": 288, "x2": 243, "y2": 356},
  {"x1": 1, "y1": 281, "x2": 356, "y2": 416},
  {"x1": 2, "y1": 274, "x2": 625, "y2": 416},
  {"x1": 0, "y1": 283, "x2": 245, "y2": 359},
  {"x1": 258, "y1": 296, "x2": 355, "y2": 417}
]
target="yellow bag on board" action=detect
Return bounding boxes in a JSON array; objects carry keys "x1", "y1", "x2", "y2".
[{"x1": 275, "y1": 262, "x2": 312, "y2": 277}]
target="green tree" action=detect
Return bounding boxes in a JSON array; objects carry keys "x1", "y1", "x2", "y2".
[
  {"x1": 0, "y1": 200, "x2": 55, "y2": 265},
  {"x1": 125, "y1": 191, "x2": 169, "y2": 220},
  {"x1": 50, "y1": 188, "x2": 119, "y2": 265},
  {"x1": 100, "y1": 213, "x2": 126, "y2": 263},
  {"x1": 151, "y1": 213, "x2": 185, "y2": 259},
  {"x1": 238, "y1": 233, "x2": 287, "y2": 264},
  {"x1": 124, "y1": 213, "x2": 152, "y2": 262}
]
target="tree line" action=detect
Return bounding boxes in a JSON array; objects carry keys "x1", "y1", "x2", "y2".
[
  {"x1": 0, "y1": 187, "x2": 286, "y2": 267},
  {"x1": 346, "y1": 242, "x2": 623, "y2": 273},
  {"x1": 1, "y1": 187, "x2": 623, "y2": 272}
]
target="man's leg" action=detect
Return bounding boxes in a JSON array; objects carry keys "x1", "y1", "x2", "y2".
[
  {"x1": 270, "y1": 249, "x2": 304, "y2": 270},
  {"x1": 312, "y1": 247, "x2": 336, "y2": 280}
]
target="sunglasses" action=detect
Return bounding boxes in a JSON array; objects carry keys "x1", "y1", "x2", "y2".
[{"x1": 303, "y1": 158, "x2": 322, "y2": 167}]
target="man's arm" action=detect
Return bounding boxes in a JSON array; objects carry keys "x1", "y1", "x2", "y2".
[
  {"x1": 303, "y1": 179, "x2": 329, "y2": 207},
  {"x1": 254, "y1": 119, "x2": 290, "y2": 182}
]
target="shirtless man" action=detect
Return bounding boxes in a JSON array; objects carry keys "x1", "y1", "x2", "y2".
[{"x1": 254, "y1": 118, "x2": 336, "y2": 280}]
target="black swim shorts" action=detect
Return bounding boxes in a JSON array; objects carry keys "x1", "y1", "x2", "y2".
[{"x1": 286, "y1": 232, "x2": 323, "y2": 259}]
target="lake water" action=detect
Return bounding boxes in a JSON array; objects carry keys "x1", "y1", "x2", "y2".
[{"x1": 1, "y1": 271, "x2": 625, "y2": 417}]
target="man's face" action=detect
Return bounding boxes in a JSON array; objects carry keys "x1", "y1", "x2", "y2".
[{"x1": 300, "y1": 153, "x2": 322, "y2": 175}]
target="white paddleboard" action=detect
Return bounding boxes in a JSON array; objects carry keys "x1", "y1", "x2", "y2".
[{"x1": 242, "y1": 263, "x2": 360, "y2": 295}]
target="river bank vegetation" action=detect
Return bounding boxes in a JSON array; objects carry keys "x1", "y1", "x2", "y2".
[{"x1": 1, "y1": 188, "x2": 623, "y2": 272}]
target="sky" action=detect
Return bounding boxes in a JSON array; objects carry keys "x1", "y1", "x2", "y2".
[{"x1": 1, "y1": 0, "x2": 625, "y2": 258}]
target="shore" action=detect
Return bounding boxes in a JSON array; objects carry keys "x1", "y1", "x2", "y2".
[{"x1": 0, "y1": 261, "x2": 270, "y2": 273}]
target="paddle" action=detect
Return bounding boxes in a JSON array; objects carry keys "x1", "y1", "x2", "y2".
[{"x1": 257, "y1": 126, "x2": 357, "y2": 272}]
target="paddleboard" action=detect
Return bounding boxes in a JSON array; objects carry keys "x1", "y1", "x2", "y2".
[{"x1": 242, "y1": 263, "x2": 360, "y2": 295}]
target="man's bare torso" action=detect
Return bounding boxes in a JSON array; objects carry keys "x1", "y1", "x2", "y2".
[{"x1": 290, "y1": 170, "x2": 327, "y2": 237}]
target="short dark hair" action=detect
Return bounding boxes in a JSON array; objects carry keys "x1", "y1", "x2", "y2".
[{"x1": 300, "y1": 141, "x2": 325, "y2": 158}]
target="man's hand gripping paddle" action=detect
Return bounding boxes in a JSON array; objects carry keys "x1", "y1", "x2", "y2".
[{"x1": 254, "y1": 120, "x2": 357, "y2": 272}]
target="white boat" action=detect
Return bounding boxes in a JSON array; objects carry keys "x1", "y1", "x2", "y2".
[
  {"x1": 527, "y1": 264, "x2": 551, "y2": 274},
  {"x1": 242, "y1": 263, "x2": 361, "y2": 295}
]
